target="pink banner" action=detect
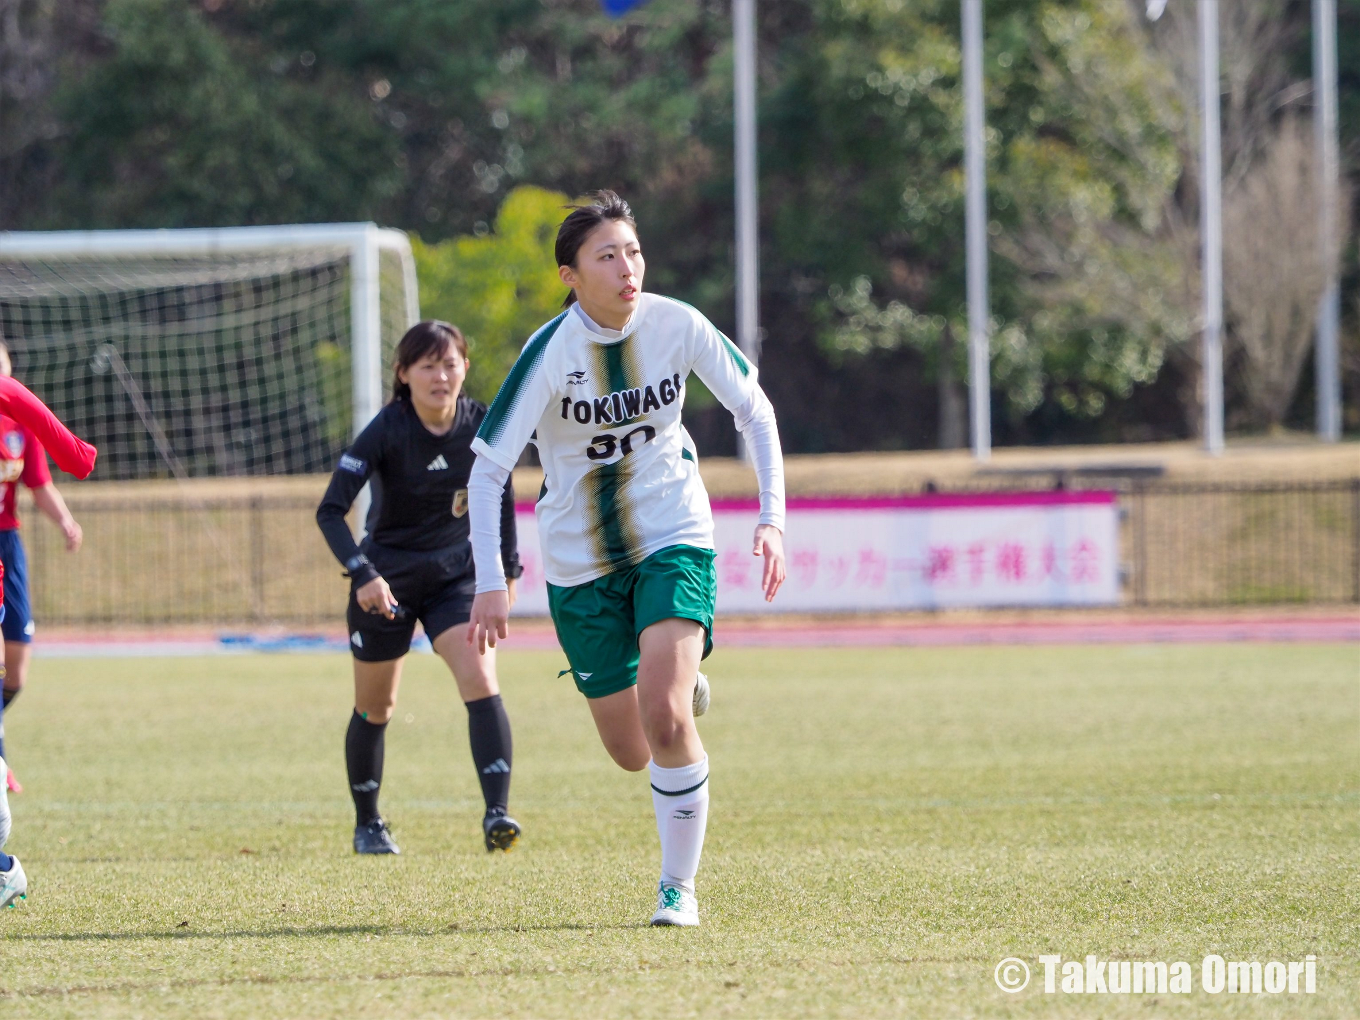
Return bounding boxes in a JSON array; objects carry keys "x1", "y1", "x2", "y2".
[{"x1": 511, "y1": 490, "x2": 1121, "y2": 614}]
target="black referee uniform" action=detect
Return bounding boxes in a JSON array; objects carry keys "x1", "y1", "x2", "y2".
[
  {"x1": 317, "y1": 394, "x2": 522, "y2": 660},
  {"x1": 316, "y1": 393, "x2": 523, "y2": 853}
]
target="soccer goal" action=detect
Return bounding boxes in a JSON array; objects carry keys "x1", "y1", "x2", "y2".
[{"x1": 0, "y1": 224, "x2": 418, "y2": 481}]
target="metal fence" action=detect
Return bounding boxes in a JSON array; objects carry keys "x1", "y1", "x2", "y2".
[
  {"x1": 20, "y1": 479, "x2": 1360, "y2": 626},
  {"x1": 1124, "y1": 479, "x2": 1359, "y2": 607}
]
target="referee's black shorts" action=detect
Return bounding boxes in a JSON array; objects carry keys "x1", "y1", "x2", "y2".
[{"x1": 347, "y1": 541, "x2": 476, "y2": 662}]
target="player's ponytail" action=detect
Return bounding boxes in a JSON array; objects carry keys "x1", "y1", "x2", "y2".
[
  {"x1": 390, "y1": 321, "x2": 468, "y2": 403},
  {"x1": 555, "y1": 190, "x2": 637, "y2": 309}
]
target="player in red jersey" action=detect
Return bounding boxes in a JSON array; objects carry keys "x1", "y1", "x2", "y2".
[
  {"x1": 0, "y1": 341, "x2": 96, "y2": 908},
  {"x1": 0, "y1": 342, "x2": 87, "y2": 794}
]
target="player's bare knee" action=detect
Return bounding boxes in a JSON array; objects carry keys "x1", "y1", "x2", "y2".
[
  {"x1": 641, "y1": 711, "x2": 690, "y2": 753},
  {"x1": 598, "y1": 726, "x2": 649, "y2": 770},
  {"x1": 3, "y1": 660, "x2": 28, "y2": 691},
  {"x1": 608, "y1": 743, "x2": 651, "y2": 771}
]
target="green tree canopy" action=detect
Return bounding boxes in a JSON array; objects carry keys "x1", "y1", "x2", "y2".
[
  {"x1": 52, "y1": 0, "x2": 403, "y2": 227},
  {"x1": 3, "y1": 0, "x2": 1354, "y2": 448},
  {"x1": 411, "y1": 185, "x2": 569, "y2": 404}
]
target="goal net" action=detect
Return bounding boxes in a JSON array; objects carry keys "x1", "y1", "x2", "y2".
[{"x1": 0, "y1": 225, "x2": 418, "y2": 480}]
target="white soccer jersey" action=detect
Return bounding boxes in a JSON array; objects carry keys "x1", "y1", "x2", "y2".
[{"x1": 471, "y1": 293, "x2": 774, "y2": 588}]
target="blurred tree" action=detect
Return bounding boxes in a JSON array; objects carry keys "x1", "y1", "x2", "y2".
[
  {"x1": 778, "y1": 0, "x2": 1187, "y2": 440},
  {"x1": 5, "y1": 0, "x2": 1355, "y2": 449},
  {"x1": 1140, "y1": 0, "x2": 1360, "y2": 435},
  {"x1": 1224, "y1": 116, "x2": 1352, "y2": 428},
  {"x1": 49, "y1": 0, "x2": 402, "y2": 227},
  {"x1": 411, "y1": 185, "x2": 570, "y2": 404},
  {"x1": 1340, "y1": 0, "x2": 1360, "y2": 434},
  {"x1": 0, "y1": 0, "x2": 104, "y2": 230}
]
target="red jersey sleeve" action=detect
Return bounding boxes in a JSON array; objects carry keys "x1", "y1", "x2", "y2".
[
  {"x1": 0, "y1": 376, "x2": 96, "y2": 479},
  {"x1": 20, "y1": 429, "x2": 52, "y2": 489}
]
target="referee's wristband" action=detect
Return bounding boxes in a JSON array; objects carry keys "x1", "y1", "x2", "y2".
[{"x1": 344, "y1": 553, "x2": 380, "y2": 587}]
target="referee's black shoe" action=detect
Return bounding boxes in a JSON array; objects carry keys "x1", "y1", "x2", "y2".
[
  {"x1": 354, "y1": 818, "x2": 401, "y2": 855},
  {"x1": 483, "y1": 809, "x2": 521, "y2": 852}
]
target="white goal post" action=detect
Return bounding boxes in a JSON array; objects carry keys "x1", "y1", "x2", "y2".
[{"x1": 0, "y1": 223, "x2": 419, "y2": 471}]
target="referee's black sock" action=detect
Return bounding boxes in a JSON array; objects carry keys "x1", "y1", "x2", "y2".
[
  {"x1": 345, "y1": 710, "x2": 387, "y2": 827},
  {"x1": 2, "y1": 687, "x2": 17, "y2": 710},
  {"x1": 466, "y1": 694, "x2": 512, "y2": 816}
]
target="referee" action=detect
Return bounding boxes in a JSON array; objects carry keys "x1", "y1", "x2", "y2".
[{"x1": 317, "y1": 321, "x2": 523, "y2": 855}]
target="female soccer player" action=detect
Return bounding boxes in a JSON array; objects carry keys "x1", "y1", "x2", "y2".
[
  {"x1": 0, "y1": 369, "x2": 97, "y2": 908},
  {"x1": 0, "y1": 341, "x2": 86, "y2": 795},
  {"x1": 317, "y1": 321, "x2": 524, "y2": 856},
  {"x1": 466, "y1": 191, "x2": 785, "y2": 926}
]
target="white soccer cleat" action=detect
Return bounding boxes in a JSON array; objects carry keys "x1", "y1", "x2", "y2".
[
  {"x1": 650, "y1": 882, "x2": 699, "y2": 927},
  {"x1": 692, "y1": 671, "x2": 710, "y2": 717},
  {"x1": 0, "y1": 755, "x2": 10, "y2": 848},
  {"x1": 0, "y1": 856, "x2": 26, "y2": 908}
]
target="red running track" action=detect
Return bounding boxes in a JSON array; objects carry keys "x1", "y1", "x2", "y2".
[
  {"x1": 712, "y1": 617, "x2": 1360, "y2": 647},
  {"x1": 503, "y1": 616, "x2": 1360, "y2": 650},
  {"x1": 31, "y1": 615, "x2": 1360, "y2": 657}
]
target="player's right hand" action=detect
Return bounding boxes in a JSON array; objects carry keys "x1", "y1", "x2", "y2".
[
  {"x1": 356, "y1": 576, "x2": 398, "y2": 619},
  {"x1": 467, "y1": 589, "x2": 510, "y2": 654}
]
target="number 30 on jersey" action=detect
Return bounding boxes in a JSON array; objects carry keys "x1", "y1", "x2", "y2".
[{"x1": 586, "y1": 425, "x2": 656, "y2": 461}]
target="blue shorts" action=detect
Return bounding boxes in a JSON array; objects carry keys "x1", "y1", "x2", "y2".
[{"x1": 0, "y1": 530, "x2": 33, "y2": 644}]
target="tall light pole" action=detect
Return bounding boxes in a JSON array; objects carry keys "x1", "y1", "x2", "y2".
[
  {"x1": 1198, "y1": 0, "x2": 1225, "y2": 455},
  {"x1": 733, "y1": 0, "x2": 760, "y2": 371},
  {"x1": 733, "y1": 0, "x2": 760, "y2": 461},
  {"x1": 1313, "y1": 0, "x2": 1341, "y2": 441},
  {"x1": 962, "y1": 0, "x2": 991, "y2": 461}
]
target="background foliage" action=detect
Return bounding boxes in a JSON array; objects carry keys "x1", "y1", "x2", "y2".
[
  {"x1": 410, "y1": 185, "x2": 569, "y2": 405},
  {"x1": 2, "y1": 0, "x2": 1356, "y2": 453}
]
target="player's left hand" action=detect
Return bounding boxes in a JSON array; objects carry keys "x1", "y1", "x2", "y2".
[
  {"x1": 753, "y1": 523, "x2": 785, "y2": 602},
  {"x1": 467, "y1": 589, "x2": 510, "y2": 654},
  {"x1": 63, "y1": 519, "x2": 83, "y2": 552},
  {"x1": 506, "y1": 576, "x2": 518, "y2": 611}
]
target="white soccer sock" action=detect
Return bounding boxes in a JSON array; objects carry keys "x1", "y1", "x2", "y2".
[{"x1": 649, "y1": 757, "x2": 709, "y2": 891}]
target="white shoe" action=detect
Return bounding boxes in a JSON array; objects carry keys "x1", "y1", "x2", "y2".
[
  {"x1": 692, "y1": 672, "x2": 710, "y2": 717},
  {"x1": 0, "y1": 855, "x2": 26, "y2": 908},
  {"x1": 650, "y1": 881, "x2": 699, "y2": 927},
  {"x1": 0, "y1": 755, "x2": 10, "y2": 848}
]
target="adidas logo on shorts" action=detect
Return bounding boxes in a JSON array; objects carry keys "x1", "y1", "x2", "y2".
[{"x1": 427, "y1": 455, "x2": 449, "y2": 471}]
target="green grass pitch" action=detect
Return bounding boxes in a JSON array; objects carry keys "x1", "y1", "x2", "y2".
[{"x1": 0, "y1": 643, "x2": 1356, "y2": 1018}]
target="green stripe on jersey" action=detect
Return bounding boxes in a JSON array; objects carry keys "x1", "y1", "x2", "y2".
[
  {"x1": 604, "y1": 331, "x2": 642, "y2": 395},
  {"x1": 669, "y1": 297, "x2": 752, "y2": 379},
  {"x1": 587, "y1": 331, "x2": 644, "y2": 425},
  {"x1": 583, "y1": 459, "x2": 644, "y2": 574},
  {"x1": 719, "y1": 333, "x2": 752, "y2": 377},
  {"x1": 477, "y1": 311, "x2": 569, "y2": 447}
]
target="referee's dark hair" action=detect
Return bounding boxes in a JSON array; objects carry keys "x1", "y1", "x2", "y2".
[{"x1": 391, "y1": 320, "x2": 468, "y2": 403}]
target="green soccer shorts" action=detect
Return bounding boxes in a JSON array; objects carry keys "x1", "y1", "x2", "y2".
[{"x1": 546, "y1": 544, "x2": 717, "y2": 699}]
